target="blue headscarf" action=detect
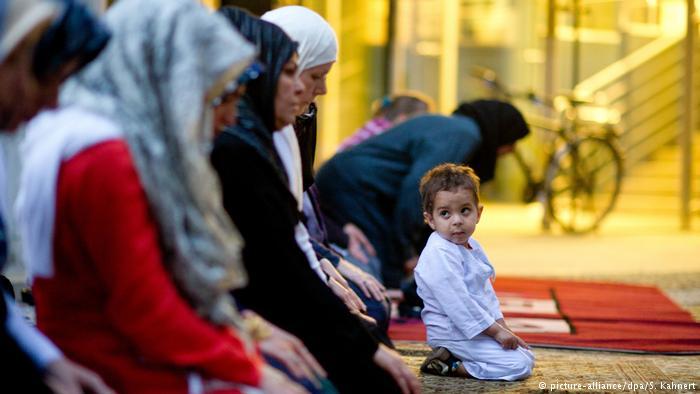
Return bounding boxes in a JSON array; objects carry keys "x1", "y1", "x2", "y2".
[
  {"x1": 219, "y1": 7, "x2": 298, "y2": 134},
  {"x1": 0, "y1": 2, "x2": 7, "y2": 41},
  {"x1": 32, "y1": 0, "x2": 109, "y2": 80}
]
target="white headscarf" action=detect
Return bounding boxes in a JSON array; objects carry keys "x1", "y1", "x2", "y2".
[
  {"x1": 263, "y1": 5, "x2": 338, "y2": 211},
  {"x1": 262, "y1": 5, "x2": 338, "y2": 73},
  {"x1": 19, "y1": 0, "x2": 256, "y2": 327},
  {"x1": 263, "y1": 6, "x2": 337, "y2": 280},
  {"x1": 18, "y1": 107, "x2": 121, "y2": 282}
]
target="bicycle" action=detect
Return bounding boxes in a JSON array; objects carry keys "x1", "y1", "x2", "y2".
[{"x1": 471, "y1": 66, "x2": 624, "y2": 233}]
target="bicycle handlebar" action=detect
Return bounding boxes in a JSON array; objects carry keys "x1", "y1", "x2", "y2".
[{"x1": 469, "y1": 65, "x2": 595, "y2": 109}]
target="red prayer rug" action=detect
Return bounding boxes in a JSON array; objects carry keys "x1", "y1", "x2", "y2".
[{"x1": 389, "y1": 277, "x2": 700, "y2": 354}]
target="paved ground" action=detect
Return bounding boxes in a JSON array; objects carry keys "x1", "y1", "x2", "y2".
[
  {"x1": 397, "y1": 203, "x2": 700, "y2": 393},
  {"x1": 475, "y1": 202, "x2": 699, "y2": 278}
]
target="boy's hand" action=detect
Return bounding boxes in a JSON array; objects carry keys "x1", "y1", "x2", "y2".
[
  {"x1": 496, "y1": 318, "x2": 509, "y2": 331},
  {"x1": 495, "y1": 318, "x2": 530, "y2": 349},
  {"x1": 494, "y1": 330, "x2": 522, "y2": 350},
  {"x1": 484, "y1": 322, "x2": 530, "y2": 350}
]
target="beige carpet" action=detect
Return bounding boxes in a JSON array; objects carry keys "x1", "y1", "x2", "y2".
[
  {"x1": 397, "y1": 272, "x2": 700, "y2": 393},
  {"x1": 398, "y1": 342, "x2": 699, "y2": 393}
]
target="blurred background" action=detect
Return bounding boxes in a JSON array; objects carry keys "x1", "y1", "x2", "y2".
[{"x1": 100, "y1": 0, "x2": 696, "y2": 233}]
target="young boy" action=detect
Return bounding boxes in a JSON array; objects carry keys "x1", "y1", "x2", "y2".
[{"x1": 414, "y1": 163, "x2": 534, "y2": 380}]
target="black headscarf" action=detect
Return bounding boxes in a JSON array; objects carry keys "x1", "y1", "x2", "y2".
[
  {"x1": 219, "y1": 7, "x2": 298, "y2": 134},
  {"x1": 32, "y1": 0, "x2": 110, "y2": 81},
  {"x1": 453, "y1": 99, "x2": 529, "y2": 183},
  {"x1": 295, "y1": 102, "x2": 318, "y2": 191}
]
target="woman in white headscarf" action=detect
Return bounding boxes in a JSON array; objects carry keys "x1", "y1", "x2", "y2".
[
  {"x1": 17, "y1": 0, "x2": 304, "y2": 393},
  {"x1": 260, "y1": 6, "x2": 419, "y2": 394},
  {"x1": 261, "y1": 5, "x2": 366, "y2": 318},
  {"x1": 261, "y1": 3, "x2": 389, "y2": 320},
  {"x1": 262, "y1": 2, "x2": 395, "y2": 341}
]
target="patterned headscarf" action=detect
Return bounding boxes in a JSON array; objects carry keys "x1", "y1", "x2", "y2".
[
  {"x1": 261, "y1": 6, "x2": 337, "y2": 199},
  {"x1": 60, "y1": 0, "x2": 256, "y2": 326}
]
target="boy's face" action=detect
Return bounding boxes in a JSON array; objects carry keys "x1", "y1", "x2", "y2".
[{"x1": 424, "y1": 187, "x2": 483, "y2": 247}]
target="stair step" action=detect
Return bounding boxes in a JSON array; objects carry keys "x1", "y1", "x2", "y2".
[
  {"x1": 614, "y1": 194, "x2": 691, "y2": 213},
  {"x1": 620, "y1": 176, "x2": 700, "y2": 195},
  {"x1": 626, "y1": 160, "x2": 700, "y2": 177},
  {"x1": 651, "y1": 143, "x2": 700, "y2": 161},
  {"x1": 604, "y1": 140, "x2": 700, "y2": 214}
]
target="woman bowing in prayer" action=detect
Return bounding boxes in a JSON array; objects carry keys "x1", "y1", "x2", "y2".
[{"x1": 261, "y1": 5, "x2": 393, "y2": 346}]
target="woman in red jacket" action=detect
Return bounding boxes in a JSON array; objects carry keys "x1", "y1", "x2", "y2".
[{"x1": 17, "y1": 0, "x2": 306, "y2": 392}]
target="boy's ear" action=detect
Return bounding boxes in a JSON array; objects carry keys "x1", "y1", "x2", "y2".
[
  {"x1": 423, "y1": 211, "x2": 436, "y2": 230},
  {"x1": 476, "y1": 204, "x2": 484, "y2": 224}
]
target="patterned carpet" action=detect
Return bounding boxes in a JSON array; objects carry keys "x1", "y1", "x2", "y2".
[{"x1": 396, "y1": 272, "x2": 700, "y2": 393}]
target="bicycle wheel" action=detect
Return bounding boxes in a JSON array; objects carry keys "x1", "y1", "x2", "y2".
[{"x1": 544, "y1": 136, "x2": 623, "y2": 233}]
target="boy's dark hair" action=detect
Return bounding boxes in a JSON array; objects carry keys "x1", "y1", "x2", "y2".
[{"x1": 419, "y1": 163, "x2": 481, "y2": 214}]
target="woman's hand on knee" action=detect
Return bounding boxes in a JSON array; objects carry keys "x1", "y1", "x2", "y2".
[
  {"x1": 343, "y1": 223, "x2": 376, "y2": 264},
  {"x1": 244, "y1": 311, "x2": 326, "y2": 387},
  {"x1": 328, "y1": 277, "x2": 366, "y2": 313},
  {"x1": 260, "y1": 365, "x2": 309, "y2": 394},
  {"x1": 373, "y1": 344, "x2": 421, "y2": 394},
  {"x1": 337, "y1": 259, "x2": 386, "y2": 301}
]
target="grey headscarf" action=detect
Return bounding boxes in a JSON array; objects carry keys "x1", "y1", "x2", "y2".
[{"x1": 60, "y1": 0, "x2": 256, "y2": 327}]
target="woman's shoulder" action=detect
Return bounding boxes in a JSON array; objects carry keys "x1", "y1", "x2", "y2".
[
  {"x1": 58, "y1": 140, "x2": 145, "y2": 212},
  {"x1": 213, "y1": 126, "x2": 261, "y2": 159},
  {"x1": 62, "y1": 140, "x2": 132, "y2": 177}
]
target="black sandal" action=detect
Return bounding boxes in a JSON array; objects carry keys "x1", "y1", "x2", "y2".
[{"x1": 420, "y1": 347, "x2": 468, "y2": 377}]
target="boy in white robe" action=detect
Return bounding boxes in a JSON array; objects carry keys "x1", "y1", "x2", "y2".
[{"x1": 414, "y1": 163, "x2": 535, "y2": 381}]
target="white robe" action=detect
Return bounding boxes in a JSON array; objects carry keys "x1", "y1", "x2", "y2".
[{"x1": 414, "y1": 232, "x2": 534, "y2": 381}]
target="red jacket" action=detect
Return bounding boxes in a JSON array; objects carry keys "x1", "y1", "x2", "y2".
[{"x1": 34, "y1": 140, "x2": 261, "y2": 393}]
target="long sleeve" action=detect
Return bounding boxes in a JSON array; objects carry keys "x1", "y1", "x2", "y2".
[
  {"x1": 311, "y1": 238, "x2": 341, "y2": 267},
  {"x1": 273, "y1": 127, "x2": 326, "y2": 280},
  {"x1": 486, "y1": 281, "x2": 504, "y2": 321},
  {"x1": 416, "y1": 240, "x2": 495, "y2": 340},
  {"x1": 4, "y1": 293, "x2": 62, "y2": 370},
  {"x1": 211, "y1": 136, "x2": 379, "y2": 368},
  {"x1": 294, "y1": 222, "x2": 327, "y2": 280},
  {"x1": 470, "y1": 240, "x2": 504, "y2": 321},
  {"x1": 63, "y1": 141, "x2": 261, "y2": 386}
]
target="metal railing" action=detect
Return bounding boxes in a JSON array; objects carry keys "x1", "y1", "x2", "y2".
[
  {"x1": 573, "y1": 35, "x2": 687, "y2": 167},
  {"x1": 573, "y1": 27, "x2": 699, "y2": 228}
]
